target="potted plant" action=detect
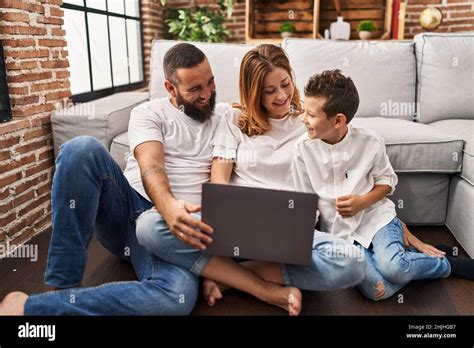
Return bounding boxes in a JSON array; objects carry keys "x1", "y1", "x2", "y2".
[
  {"x1": 357, "y1": 20, "x2": 377, "y2": 40},
  {"x1": 165, "y1": 8, "x2": 230, "y2": 43},
  {"x1": 280, "y1": 22, "x2": 296, "y2": 38}
]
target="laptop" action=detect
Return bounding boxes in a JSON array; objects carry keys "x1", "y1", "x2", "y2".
[{"x1": 201, "y1": 183, "x2": 318, "y2": 266}]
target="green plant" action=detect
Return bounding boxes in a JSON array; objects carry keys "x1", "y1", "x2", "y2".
[
  {"x1": 166, "y1": 8, "x2": 230, "y2": 43},
  {"x1": 357, "y1": 20, "x2": 377, "y2": 32},
  {"x1": 160, "y1": 0, "x2": 234, "y2": 18},
  {"x1": 280, "y1": 22, "x2": 296, "y2": 33}
]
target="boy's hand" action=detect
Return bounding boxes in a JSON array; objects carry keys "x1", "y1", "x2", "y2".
[
  {"x1": 402, "y1": 222, "x2": 445, "y2": 258},
  {"x1": 336, "y1": 195, "x2": 368, "y2": 218}
]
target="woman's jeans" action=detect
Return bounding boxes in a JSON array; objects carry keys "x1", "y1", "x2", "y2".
[
  {"x1": 136, "y1": 209, "x2": 368, "y2": 292},
  {"x1": 24, "y1": 136, "x2": 198, "y2": 315},
  {"x1": 356, "y1": 217, "x2": 451, "y2": 300}
]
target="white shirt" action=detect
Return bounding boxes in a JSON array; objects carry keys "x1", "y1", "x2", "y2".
[
  {"x1": 124, "y1": 97, "x2": 230, "y2": 205},
  {"x1": 212, "y1": 108, "x2": 306, "y2": 191},
  {"x1": 292, "y1": 125, "x2": 398, "y2": 248}
]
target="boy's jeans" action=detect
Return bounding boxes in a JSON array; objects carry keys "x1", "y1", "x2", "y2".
[
  {"x1": 136, "y1": 209, "x2": 367, "y2": 291},
  {"x1": 357, "y1": 217, "x2": 451, "y2": 300},
  {"x1": 24, "y1": 136, "x2": 198, "y2": 315}
]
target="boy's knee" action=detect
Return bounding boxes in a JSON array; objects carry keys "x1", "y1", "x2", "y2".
[
  {"x1": 341, "y1": 255, "x2": 367, "y2": 287},
  {"x1": 358, "y1": 280, "x2": 387, "y2": 301},
  {"x1": 377, "y1": 255, "x2": 411, "y2": 284}
]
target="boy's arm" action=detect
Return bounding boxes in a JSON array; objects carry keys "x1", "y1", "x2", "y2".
[
  {"x1": 337, "y1": 137, "x2": 396, "y2": 218},
  {"x1": 336, "y1": 185, "x2": 390, "y2": 218}
]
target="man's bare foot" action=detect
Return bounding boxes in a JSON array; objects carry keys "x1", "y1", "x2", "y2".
[
  {"x1": 202, "y1": 279, "x2": 224, "y2": 306},
  {"x1": 259, "y1": 283, "x2": 302, "y2": 316},
  {"x1": 0, "y1": 291, "x2": 28, "y2": 315}
]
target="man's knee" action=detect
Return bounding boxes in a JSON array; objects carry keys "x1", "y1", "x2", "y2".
[
  {"x1": 61, "y1": 135, "x2": 104, "y2": 157},
  {"x1": 58, "y1": 136, "x2": 109, "y2": 170},
  {"x1": 136, "y1": 209, "x2": 166, "y2": 254}
]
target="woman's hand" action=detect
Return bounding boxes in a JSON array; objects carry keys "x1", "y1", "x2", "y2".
[{"x1": 401, "y1": 222, "x2": 446, "y2": 258}]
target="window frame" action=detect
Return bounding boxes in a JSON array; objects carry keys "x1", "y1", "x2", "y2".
[{"x1": 62, "y1": 0, "x2": 146, "y2": 103}]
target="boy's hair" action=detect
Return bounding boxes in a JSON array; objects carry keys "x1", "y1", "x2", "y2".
[
  {"x1": 163, "y1": 43, "x2": 206, "y2": 84},
  {"x1": 304, "y1": 69, "x2": 359, "y2": 123}
]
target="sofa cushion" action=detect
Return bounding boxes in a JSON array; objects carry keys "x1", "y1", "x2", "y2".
[
  {"x1": 430, "y1": 119, "x2": 474, "y2": 185},
  {"x1": 282, "y1": 38, "x2": 416, "y2": 120},
  {"x1": 351, "y1": 117, "x2": 464, "y2": 173},
  {"x1": 51, "y1": 91, "x2": 148, "y2": 157},
  {"x1": 414, "y1": 33, "x2": 474, "y2": 124},
  {"x1": 110, "y1": 131, "x2": 129, "y2": 171},
  {"x1": 149, "y1": 40, "x2": 256, "y2": 104}
]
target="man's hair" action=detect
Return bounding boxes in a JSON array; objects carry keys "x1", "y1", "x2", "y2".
[
  {"x1": 304, "y1": 69, "x2": 359, "y2": 123},
  {"x1": 163, "y1": 43, "x2": 206, "y2": 84}
]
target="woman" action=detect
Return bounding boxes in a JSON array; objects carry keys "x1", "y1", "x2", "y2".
[{"x1": 136, "y1": 44, "x2": 446, "y2": 314}]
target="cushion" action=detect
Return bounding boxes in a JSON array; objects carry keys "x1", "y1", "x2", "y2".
[
  {"x1": 51, "y1": 92, "x2": 148, "y2": 157},
  {"x1": 430, "y1": 119, "x2": 474, "y2": 185},
  {"x1": 414, "y1": 33, "x2": 474, "y2": 124},
  {"x1": 282, "y1": 38, "x2": 416, "y2": 120},
  {"x1": 391, "y1": 174, "x2": 450, "y2": 224},
  {"x1": 110, "y1": 131, "x2": 129, "y2": 171},
  {"x1": 351, "y1": 117, "x2": 464, "y2": 173},
  {"x1": 446, "y1": 176, "x2": 474, "y2": 258},
  {"x1": 148, "y1": 40, "x2": 256, "y2": 104}
]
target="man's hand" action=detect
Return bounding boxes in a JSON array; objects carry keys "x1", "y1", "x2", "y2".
[
  {"x1": 336, "y1": 195, "x2": 368, "y2": 218},
  {"x1": 402, "y1": 222, "x2": 445, "y2": 258},
  {"x1": 161, "y1": 197, "x2": 214, "y2": 250}
]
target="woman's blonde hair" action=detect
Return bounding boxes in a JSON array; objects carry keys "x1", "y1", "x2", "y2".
[{"x1": 234, "y1": 44, "x2": 302, "y2": 136}]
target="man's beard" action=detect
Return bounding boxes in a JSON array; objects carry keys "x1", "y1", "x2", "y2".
[{"x1": 176, "y1": 91, "x2": 216, "y2": 123}]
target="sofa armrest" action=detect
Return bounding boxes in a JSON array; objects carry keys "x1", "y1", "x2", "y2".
[{"x1": 51, "y1": 91, "x2": 149, "y2": 157}]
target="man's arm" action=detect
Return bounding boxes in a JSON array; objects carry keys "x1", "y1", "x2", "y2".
[{"x1": 135, "y1": 141, "x2": 213, "y2": 250}]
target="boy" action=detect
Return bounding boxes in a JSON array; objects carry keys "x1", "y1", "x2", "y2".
[{"x1": 292, "y1": 69, "x2": 473, "y2": 300}]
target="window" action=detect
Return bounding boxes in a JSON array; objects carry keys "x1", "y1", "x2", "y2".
[
  {"x1": 0, "y1": 43, "x2": 12, "y2": 123},
  {"x1": 63, "y1": 0, "x2": 144, "y2": 102}
]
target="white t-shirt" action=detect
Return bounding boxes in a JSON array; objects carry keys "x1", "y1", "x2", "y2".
[
  {"x1": 211, "y1": 108, "x2": 306, "y2": 191},
  {"x1": 292, "y1": 125, "x2": 398, "y2": 248},
  {"x1": 124, "y1": 97, "x2": 230, "y2": 205}
]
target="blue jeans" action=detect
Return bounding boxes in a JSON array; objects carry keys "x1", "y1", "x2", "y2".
[
  {"x1": 24, "y1": 136, "x2": 198, "y2": 315},
  {"x1": 356, "y1": 217, "x2": 451, "y2": 301},
  {"x1": 136, "y1": 209, "x2": 367, "y2": 291}
]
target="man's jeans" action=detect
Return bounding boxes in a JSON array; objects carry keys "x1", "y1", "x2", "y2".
[
  {"x1": 136, "y1": 209, "x2": 367, "y2": 291},
  {"x1": 24, "y1": 136, "x2": 198, "y2": 315},
  {"x1": 357, "y1": 217, "x2": 451, "y2": 300}
]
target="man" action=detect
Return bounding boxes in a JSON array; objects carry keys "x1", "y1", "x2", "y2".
[{"x1": 0, "y1": 43, "x2": 228, "y2": 315}]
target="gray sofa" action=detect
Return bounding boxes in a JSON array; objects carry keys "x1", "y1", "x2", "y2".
[{"x1": 51, "y1": 33, "x2": 473, "y2": 257}]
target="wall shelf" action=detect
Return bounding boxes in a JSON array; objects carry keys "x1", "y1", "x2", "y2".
[{"x1": 245, "y1": 0, "x2": 396, "y2": 43}]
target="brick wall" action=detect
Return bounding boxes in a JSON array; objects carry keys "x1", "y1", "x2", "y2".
[
  {"x1": 0, "y1": 0, "x2": 71, "y2": 251},
  {"x1": 141, "y1": 0, "x2": 246, "y2": 86},
  {"x1": 405, "y1": 0, "x2": 474, "y2": 38}
]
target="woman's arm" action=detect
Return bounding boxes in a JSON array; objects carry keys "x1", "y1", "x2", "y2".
[{"x1": 210, "y1": 157, "x2": 234, "y2": 184}]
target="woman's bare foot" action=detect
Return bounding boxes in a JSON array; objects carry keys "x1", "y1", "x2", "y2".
[
  {"x1": 0, "y1": 291, "x2": 28, "y2": 315},
  {"x1": 259, "y1": 283, "x2": 302, "y2": 316},
  {"x1": 202, "y1": 279, "x2": 226, "y2": 306}
]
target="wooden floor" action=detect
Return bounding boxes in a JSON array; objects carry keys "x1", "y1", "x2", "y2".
[{"x1": 0, "y1": 226, "x2": 473, "y2": 315}]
